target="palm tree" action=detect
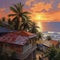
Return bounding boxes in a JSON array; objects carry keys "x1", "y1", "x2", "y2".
[
  {"x1": 7, "y1": 18, "x2": 12, "y2": 25},
  {"x1": 1, "y1": 17, "x2": 6, "y2": 22},
  {"x1": 8, "y1": 2, "x2": 30, "y2": 30},
  {"x1": 29, "y1": 22, "x2": 39, "y2": 34},
  {"x1": 7, "y1": 18, "x2": 14, "y2": 29},
  {"x1": 0, "y1": 20, "x2": 2, "y2": 26},
  {"x1": 1, "y1": 17, "x2": 9, "y2": 27},
  {"x1": 20, "y1": 18, "x2": 32, "y2": 31},
  {"x1": 37, "y1": 32, "x2": 43, "y2": 40}
]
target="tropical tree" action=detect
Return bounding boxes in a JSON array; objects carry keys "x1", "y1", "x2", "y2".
[
  {"x1": 53, "y1": 49, "x2": 60, "y2": 60},
  {"x1": 1, "y1": 17, "x2": 6, "y2": 22},
  {"x1": 20, "y1": 18, "x2": 32, "y2": 31},
  {"x1": 7, "y1": 18, "x2": 15, "y2": 30},
  {"x1": 8, "y1": 2, "x2": 30, "y2": 30},
  {"x1": 0, "y1": 20, "x2": 2, "y2": 26},
  {"x1": 37, "y1": 32, "x2": 43, "y2": 40},
  {"x1": 46, "y1": 46, "x2": 57, "y2": 60},
  {"x1": 1, "y1": 17, "x2": 9, "y2": 27},
  {"x1": 7, "y1": 18, "x2": 12, "y2": 25},
  {"x1": 29, "y1": 22, "x2": 39, "y2": 34},
  {"x1": 46, "y1": 36, "x2": 52, "y2": 40}
]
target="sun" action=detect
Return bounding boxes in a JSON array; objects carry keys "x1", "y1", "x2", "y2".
[
  {"x1": 34, "y1": 14, "x2": 42, "y2": 20},
  {"x1": 32, "y1": 13, "x2": 43, "y2": 21},
  {"x1": 35, "y1": 15, "x2": 41, "y2": 20}
]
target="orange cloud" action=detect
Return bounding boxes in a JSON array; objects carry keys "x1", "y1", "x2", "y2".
[
  {"x1": 44, "y1": 3, "x2": 52, "y2": 11},
  {"x1": 25, "y1": 0, "x2": 34, "y2": 6},
  {"x1": 0, "y1": 8, "x2": 13, "y2": 19},
  {"x1": 30, "y1": 2, "x2": 52, "y2": 12},
  {"x1": 57, "y1": 3, "x2": 60, "y2": 8},
  {"x1": 0, "y1": 8, "x2": 6, "y2": 18},
  {"x1": 29, "y1": 10, "x2": 60, "y2": 22}
]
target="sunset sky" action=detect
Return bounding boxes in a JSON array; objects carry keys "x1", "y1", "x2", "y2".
[{"x1": 0, "y1": 0, "x2": 60, "y2": 32}]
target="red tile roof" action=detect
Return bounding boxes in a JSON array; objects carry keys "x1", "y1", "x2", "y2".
[
  {"x1": 49, "y1": 40, "x2": 59, "y2": 46},
  {"x1": 0, "y1": 31, "x2": 36, "y2": 45},
  {"x1": 41, "y1": 40, "x2": 59, "y2": 47}
]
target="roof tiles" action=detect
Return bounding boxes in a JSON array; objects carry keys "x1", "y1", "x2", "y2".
[{"x1": 0, "y1": 31, "x2": 36, "y2": 45}]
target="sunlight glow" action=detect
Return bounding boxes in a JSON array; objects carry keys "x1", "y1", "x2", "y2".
[
  {"x1": 34, "y1": 14, "x2": 43, "y2": 20},
  {"x1": 35, "y1": 15, "x2": 41, "y2": 20},
  {"x1": 37, "y1": 22, "x2": 42, "y2": 32}
]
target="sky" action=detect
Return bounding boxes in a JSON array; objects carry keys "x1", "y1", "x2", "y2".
[{"x1": 0, "y1": 0, "x2": 60, "y2": 32}]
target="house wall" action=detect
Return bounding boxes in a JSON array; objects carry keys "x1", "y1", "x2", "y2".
[
  {"x1": 24, "y1": 50, "x2": 36, "y2": 60},
  {"x1": 0, "y1": 43, "x2": 23, "y2": 55}
]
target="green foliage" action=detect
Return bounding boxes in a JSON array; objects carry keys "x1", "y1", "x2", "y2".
[
  {"x1": 37, "y1": 32, "x2": 43, "y2": 40},
  {"x1": 46, "y1": 36, "x2": 52, "y2": 40},
  {"x1": 46, "y1": 46, "x2": 60, "y2": 60},
  {"x1": 8, "y1": 2, "x2": 30, "y2": 30},
  {"x1": 8, "y1": 2, "x2": 39, "y2": 33},
  {"x1": 29, "y1": 22, "x2": 39, "y2": 33},
  {"x1": 53, "y1": 49, "x2": 60, "y2": 60}
]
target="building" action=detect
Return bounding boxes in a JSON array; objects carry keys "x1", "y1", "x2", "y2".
[
  {"x1": 0, "y1": 31, "x2": 37, "y2": 60},
  {"x1": 37, "y1": 40, "x2": 60, "y2": 52}
]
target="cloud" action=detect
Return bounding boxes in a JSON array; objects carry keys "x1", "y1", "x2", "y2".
[
  {"x1": 30, "y1": 2, "x2": 52, "y2": 12},
  {"x1": 0, "y1": 8, "x2": 12, "y2": 19},
  {"x1": 0, "y1": 8, "x2": 6, "y2": 12},
  {"x1": 48, "y1": 10, "x2": 60, "y2": 21},
  {"x1": 29, "y1": 10, "x2": 60, "y2": 22},
  {"x1": 0, "y1": 8, "x2": 6, "y2": 18},
  {"x1": 25, "y1": 0, "x2": 34, "y2": 6},
  {"x1": 57, "y1": 3, "x2": 60, "y2": 8}
]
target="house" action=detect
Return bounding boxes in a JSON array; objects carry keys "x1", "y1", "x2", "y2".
[
  {"x1": 37, "y1": 40, "x2": 60, "y2": 52},
  {"x1": 0, "y1": 31, "x2": 37, "y2": 60}
]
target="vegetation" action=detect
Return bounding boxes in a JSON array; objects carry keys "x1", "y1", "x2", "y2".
[
  {"x1": 37, "y1": 32, "x2": 43, "y2": 40},
  {"x1": 8, "y1": 2, "x2": 30, "y2": 30},
  {"x1": 0, "y1": 2, "x2": 40, "y2": 34},
  {"x1": 0, "y1": 2, "x2": 42, "y2": 60},
  {"x1": 46, "y1": 46, "x2": 60, "y2": 60},
  {"x1": 29, "y1": 22, "x2": 39, "y2": 33},
  {"x1": 46, "y1": 36, "x2": 52, "y2": 40}
]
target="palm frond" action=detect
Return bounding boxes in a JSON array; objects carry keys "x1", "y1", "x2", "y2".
[
  {"x1": 8, "y1": 14, "x2": 17, "y2": 17},
  {"x1": 12, "y1": 17, "x2": 18, "y2": 22},
  {"x1": 10, "y1": 6, "x2": 18, "y2": 13},
  {"x1": 23, "y1": 12, "x2": 31, "y2": 15},
  {"x1": 14, "y1": 4, "x2": 20, "y2": 13}
]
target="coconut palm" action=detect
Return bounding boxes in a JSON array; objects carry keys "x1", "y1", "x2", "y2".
[
  {"x1": 29, "y1": 22, "x2": 39, "y2": 34},
  {"x1": 8, "y1": 2, "x2": 30, "y2": 30},
  {"x1": 7, "y1": 18, "x2": 14, "y2": 29},
  {"x1": 20, "y1": 17, "x2": 32, "y2": 31},
  {"x1": 37, "y1": 32, "x2": 43, "y2": 40},
  {"x1": 1, "y1": 17, "x2": 6, "y2": 22},
  {"x1": 1, "y1": 17, "x2": 9, "y2": 27}
]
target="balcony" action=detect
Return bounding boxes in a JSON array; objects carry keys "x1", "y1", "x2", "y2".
[{"x1": 17, "y1": 45, "x2": 37, "y2": 60}]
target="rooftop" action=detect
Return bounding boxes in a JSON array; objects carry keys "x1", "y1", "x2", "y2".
[
  {"x1": 0, "y1": 31, "x2": 36, "y2": 45},
  {"x1": 40, "y1": 40, "x2": 59, "y2": 47}
]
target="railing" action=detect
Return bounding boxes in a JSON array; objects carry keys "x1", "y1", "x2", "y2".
[{"x1": 17, "y1": 45, "x2": 37, "y2": 60}]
